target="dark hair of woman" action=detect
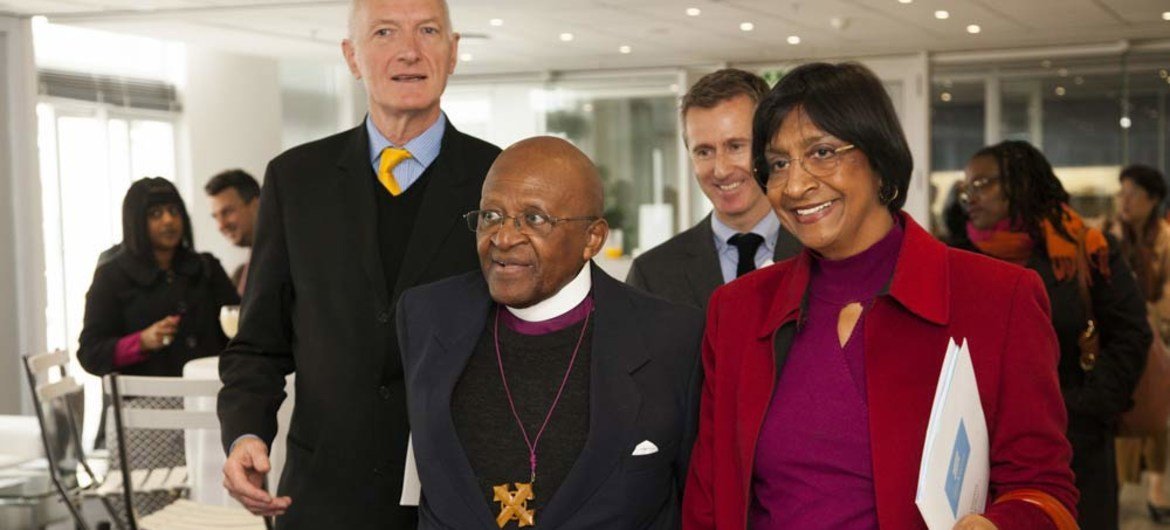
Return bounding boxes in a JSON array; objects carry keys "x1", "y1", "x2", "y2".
[
  {"x1": 1119, "y1": 164, "x2": 1168, "y2": 302},
  {"x1": 972, "y1": 140, "x2": 1073, "y2": 245},
  {"x1": 751, "y1": 61, "x2": 912, "y2": 212},
  {"x1": 121, "y1": 177, "x2": 195, "y2": 261}
]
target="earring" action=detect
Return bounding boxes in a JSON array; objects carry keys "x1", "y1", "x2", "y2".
[{"x1": 880, "y1": 186, "x2": 900, "y2": 205}]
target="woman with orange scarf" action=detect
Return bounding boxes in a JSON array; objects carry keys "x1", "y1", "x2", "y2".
[{"x1": 953, "y1": 140, "x2": 1151, "y2": 530}]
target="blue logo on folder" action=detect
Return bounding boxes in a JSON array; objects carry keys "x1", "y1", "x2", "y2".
[{"x1": 946, "y1": 421, "x2": 971, "y2": 517}]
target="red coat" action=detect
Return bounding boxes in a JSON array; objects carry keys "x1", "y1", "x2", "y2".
[{"x1": 682, "y1": 214, "x2": 1078, "y2": 530}]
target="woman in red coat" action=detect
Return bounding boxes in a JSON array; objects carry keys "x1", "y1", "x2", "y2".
[{"x1": 682, "y1": 62, "x2": 1078, "y2": 530}]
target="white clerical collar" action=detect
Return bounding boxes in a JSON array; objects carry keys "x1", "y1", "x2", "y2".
[{"x1": 505, "y1": 263, "x2": 592, "y2": 322}]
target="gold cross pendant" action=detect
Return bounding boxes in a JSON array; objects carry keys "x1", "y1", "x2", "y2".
[{"x1": 493, "y1": 482, "x2": 535, "y2": 528}]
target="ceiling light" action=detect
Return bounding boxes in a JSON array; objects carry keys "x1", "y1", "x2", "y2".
[
  {"x1": 940, "y1": 92, "x2": 953, "y2": 102},
  {"x1": 559, "y1": 32, "x2": 574, "y2": 42},
  {"x1": 1041, "y1": 59, "x2": 1052, "y2": 68},
  {"x1": 490, "y1": 18, "x2": 504, "y2": 27},
  {"x1": 619, "y1": 45, "x2": 631, "y2": 54},
  {"x1": 1160, "y1": 69, "x2": 1168, "y2": 79},
  {"x1": 899, "y1": 0, "x2": 913, "y2": 4},
  {"x1": 1074, "y1": 76, "x2": 1085, "y2": 85},
  {"x1": 787, "y1": 35, "x2": 801, "y2": 45},
  {"x1": 670, "y1": 83, "x2": 680, "y2": 93},
  {"x1": 1163, "y1": 12, "x2": 1170, "y2": 21},
  {"x1": 1054, "y1": 86, "x2": 1066, "y2": 96},
  {"x1": 686, "y1": 7, "x2": 701, "y2": 16},
  {"x1": 740, "y1": 22, "x2": 755, "y2": 31},
  {"x1": 583, "y1": 103, "x2": 594, "y2": 113},
  {"x1": 31, "y1": 15, "x2": 48, "y2": 25},
  {"x1": 1120, "y1": 116, "x2": 1132, "y2": 129},
  {"x1": 966, "y1": 24, "x2": 980, "y2": 34},
  {"x1": 459, "y1": 53, "x2": 473, "y2": 62},
  {"x1": 1057, "y1": 68, "x2": 1069, "y2": 77},
  {"x1": 934, "y1": 10, "x2": 949, "y2": 20}
]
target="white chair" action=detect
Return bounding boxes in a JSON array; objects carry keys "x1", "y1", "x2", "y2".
[
  {"x1": 106, "y1": 373, "x2": 267, "y2": 530},
  {"x1": 22, "y1": 350, "x2": 125, "y2": 530}
]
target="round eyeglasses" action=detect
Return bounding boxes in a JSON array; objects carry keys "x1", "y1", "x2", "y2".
[
  {"x1": 463, "y1": 209, "x2": 599, "y2": 237},
  {"x1": 762, "y1": 144, "x2": 856, "y2": 189}
]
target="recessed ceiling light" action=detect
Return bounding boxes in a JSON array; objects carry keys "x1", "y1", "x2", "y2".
[
  {"x1": 490, "y1": 18, "x2": 504, "y2": 27},
  {"x1": 669, "y1": 83, "x2": 681, "y2": 93},
  {"x1": 1057, "y1": 68, "x2": 1068, "y2": 77},
  {"x1": 686, "y1": 7, "x2": 701, "y2": 16},
  {"x1": 583, "y1": 103, "x2": 594, "y2": 113},
  {"x1": 1163, "y1": 11, "x2": 1170, "y2": 21},
  {"x1": 966, "y1": 24, "x2": 980, "y2": 34},
  {"x1": 787, "y1": 35, "x2": 801, "y2": 45},
  {"x1": 559, "y1": 32, "x2": 574, "y2": 42},
  {"x1": 1120, "y1": 116, "x2": 1132, "y2": 129},
  {"x1": 898, "y1": 0, "x2": 913, "y2": 4},
  {"x1": 1041, "y1": 59, "x2": 1052, "y2": 68},
  {"x1": 1160, "y1": 69, "x2": 1168, "y2": 79},
  {"x1": 935, "y1": 10, "x2": 950, "y2": 20},
  {"x1": 31, "y1": 15, "x2": 48, "y2": 24},
  {"x1": 619, "y1": 45, "x2": 632, "y2": 54},
  {"x1": 460, "y1": 53, "x2": 473, "y2": 62},
  {"x1": 1054, "y1": 86, "x2": 1066, "y2": 96},
  {"x1": 1074, "y1": 76, "x2": 1085, "y2": 85},
  {"x1": 940, "y1": 92, "x2": 953, "y2": 102},
  {"x1": 740, "y1": 22, "x2": 755, "y2": 31}
]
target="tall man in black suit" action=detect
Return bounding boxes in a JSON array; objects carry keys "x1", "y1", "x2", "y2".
[
  {"x1": 217, "y1": 0, "x2": 500, "y2": 527},
  {"x1": 627, "y1": 69, "x2": 800, "y2": 308},
  {"x1": 398, "y1": 137, "x2": 703, "y2": 529}
]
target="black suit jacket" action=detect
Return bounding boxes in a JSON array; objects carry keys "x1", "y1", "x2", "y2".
[
  {"x1": 397, "y1": 263, "x2": 704, "y2": 530},
  {"x1": 626, "y1": 213, "x2": 801, "y2": 309},
  {"x1": 217, "y1": 121, "x2": 500, "y2": 529}
]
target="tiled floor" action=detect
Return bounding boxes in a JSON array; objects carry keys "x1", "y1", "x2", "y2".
[{"x1": 1122, "y1": 478, "x2": 1170, "y2": 529}]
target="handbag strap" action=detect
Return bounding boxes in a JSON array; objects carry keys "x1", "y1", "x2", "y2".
[{"x1": 992, "y1": 488, "x2": 1079, "y2": 530}]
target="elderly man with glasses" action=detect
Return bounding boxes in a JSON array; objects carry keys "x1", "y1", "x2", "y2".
[{"x1": 397, "y1": 136, "x2": 704, "y2": 530}]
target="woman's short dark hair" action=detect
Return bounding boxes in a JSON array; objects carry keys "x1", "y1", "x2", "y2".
[
  {"x1": 1120, "y1": 164, "x2": 1167, "y2": 204},
  {"x1": 971, "y1": 140, "x2": 1072, "y2": 243},
  {"x1": 121, "y1": 177, "x2": 195, "y2": 261},
  {"x1": 751, "y1": 62, "x2": 912, "y2": 212}
]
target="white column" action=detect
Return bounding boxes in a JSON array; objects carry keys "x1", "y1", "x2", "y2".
[
  {"x1": 0, "y1": 15, "x2": 46, "y2": 414},
  {"x1": 984, "y1": 73, "x2": 1002, "y2": 146}
]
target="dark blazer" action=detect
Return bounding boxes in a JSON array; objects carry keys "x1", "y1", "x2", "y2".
[
  {"x1": 397, "y1": 263, "x2": 704, "y2": 530},
  {"x1": 217, "y1": 121, "x2": 500, "y2": 529},
  {"x1": 78, "y1": 247, "x2": 237, "y2": 377},
  {"x1": 626, "y1": 213, "x2": 801, "y2": 309},
  {"x1": 953, "y1": 231, "x2": 1150, "y2": 530},
  {"x1": 684, "y1": 214, "x2": 1078, "y2": 530}
]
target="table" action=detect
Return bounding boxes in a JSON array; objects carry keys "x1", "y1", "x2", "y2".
[
  {"x1": 182, "y1": 357, "x2": 294, "y2": 506},
  {"x1": 0, "y1": 461, "x2": 72, "y2": 529}
]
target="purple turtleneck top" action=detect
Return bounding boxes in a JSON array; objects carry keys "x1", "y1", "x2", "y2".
[{"x1": 749, "y1": 220, "x2": 904, "y2": 530}]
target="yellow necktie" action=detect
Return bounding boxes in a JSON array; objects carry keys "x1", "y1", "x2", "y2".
[{"x1": 378, "y1": 147, "x2": 413, "y2": 197}]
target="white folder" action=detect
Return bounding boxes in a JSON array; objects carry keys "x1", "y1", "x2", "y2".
[{"x1": 915, "y1": 339, "x2": 990, "y2": 529}]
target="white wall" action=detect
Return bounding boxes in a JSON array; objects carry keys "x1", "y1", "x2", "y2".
[
  {"x1": 178, "y1": 46, "x2": 283, "y2": 274},
  {"x1": 1, "y1": 16, "x2": 45, "y2": 414}
]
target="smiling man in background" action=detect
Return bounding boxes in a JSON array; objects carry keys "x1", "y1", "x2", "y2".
[
  {"x1": 627, "y1": 69, "x2": 800, "y2": 308},
  {"x1": 205, "y1": 169, "x2": 260, "y2": 295},
  {"x1": 217, "y1": 0, "x2": 500, "y2": 527}
]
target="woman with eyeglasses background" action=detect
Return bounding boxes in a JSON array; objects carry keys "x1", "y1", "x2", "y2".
[
  {"x1": 1106, "y1": 164, "x2": 1170, "y2": 523},
  {"x1": 682, "y1": 62, "x2": 1077, "y2": 530},
  {"x1": 950, "y1": 141, "x2": 1151, "y2": 530}
]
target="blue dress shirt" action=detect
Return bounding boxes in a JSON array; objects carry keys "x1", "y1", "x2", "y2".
[
  {"x1": 366, "y1": 113, "x2": 447, "y2": 192},
  {"x1": 710, "y1": 213, "x2": 782, "y2": 284}
]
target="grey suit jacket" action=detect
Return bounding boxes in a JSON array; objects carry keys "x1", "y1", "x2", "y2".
[{"x1": 626, "y1": 213, "x2": 801, "y2": 310}]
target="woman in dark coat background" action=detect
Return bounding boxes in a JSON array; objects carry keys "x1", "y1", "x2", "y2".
[
  {"x1": 78, "y1": 176, "x2": 239, "y2": 378},
  {"x1": 954, "y1": 141, "x2": 1151, "y2": 530}
]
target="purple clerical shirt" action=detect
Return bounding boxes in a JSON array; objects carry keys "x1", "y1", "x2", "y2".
[{"x1": 749, "y1": 219, "x2": 903, "y2": 530}]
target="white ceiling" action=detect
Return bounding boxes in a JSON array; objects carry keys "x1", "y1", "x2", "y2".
[{"x1": 1, "y1": 0, "x2": 1168, "y2": 75}]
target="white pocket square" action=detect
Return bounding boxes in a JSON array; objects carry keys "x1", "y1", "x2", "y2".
[{"x1": 631, "y1": 440, "x2": 659, "y2": 456}]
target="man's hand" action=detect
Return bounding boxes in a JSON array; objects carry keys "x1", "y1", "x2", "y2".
[
  {"x1": 140, "y1": 315, "x2": 181, "y2": 351},
  {"x1": 954, "y1": 514, "x2": 998, "y2": 530},
  {"x1": 223, "y1": 437, "x2": 291, "y2": 516}
]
